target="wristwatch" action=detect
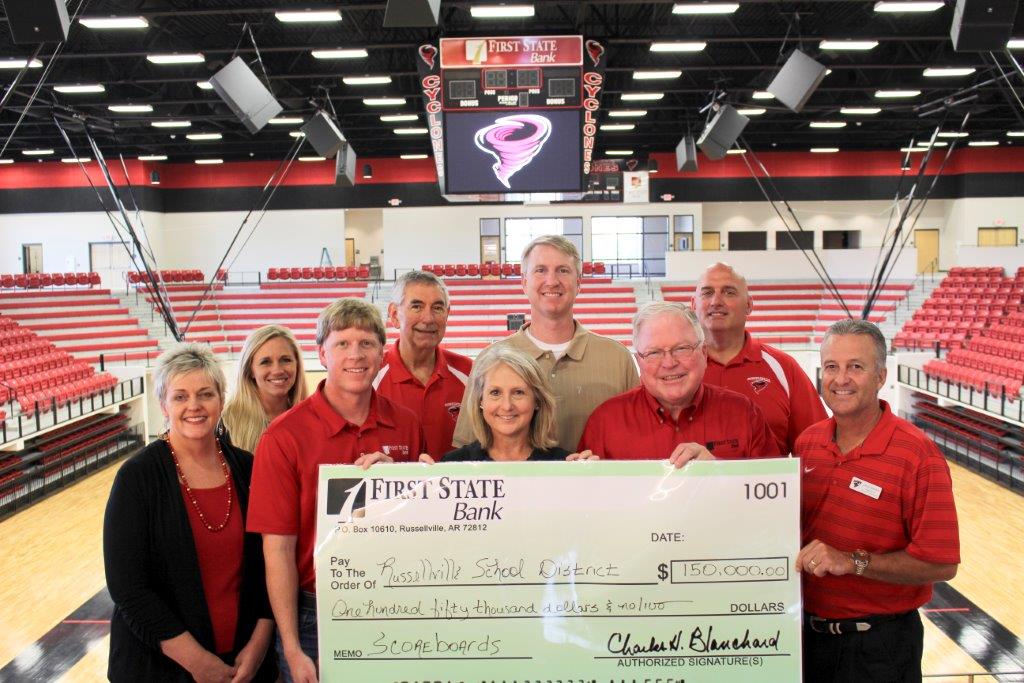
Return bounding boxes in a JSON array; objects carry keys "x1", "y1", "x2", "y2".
[{"x1": 851, "y1": 549, "x2": 871, "y2": 576}]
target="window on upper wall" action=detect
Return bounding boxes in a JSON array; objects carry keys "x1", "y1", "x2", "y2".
[
  {"x1": 592, "y1": 215, "x2": 668, "y2": 277},
  {"x1": 822, "y1": 230, "x2": 861, "y2": 249},
  {"x1": 776, "y1": 231, "x2": 814, "y2": 250},
  {"x1": 728, "y1": 231, "x2": 767, "y2": 251},
  {"x1": 504, "y1": 217, "x2": 583, "y2": 263}
]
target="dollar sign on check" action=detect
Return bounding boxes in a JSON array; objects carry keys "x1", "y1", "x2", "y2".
[{"x1": 657, "y1": 563, "x2": 669, "y2": 581}]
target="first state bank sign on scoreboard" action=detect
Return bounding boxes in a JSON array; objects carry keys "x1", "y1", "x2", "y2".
[{"x1": 314, "y1": 459, "x2": 803, "y2": 682}]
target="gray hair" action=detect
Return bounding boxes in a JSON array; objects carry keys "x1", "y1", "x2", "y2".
[
  {"x1": 822, "y1": 318, "x2": 888, "y2": 372},
  {"x1": 154, "y1": 343, "x2": 226, "y2": 404},
  {"x1": 316, "y1": 298, "x2": 386, "y2": 347},
  {"x1": 391, "y1": 270, "x2": 450, "y2": 308},
  {"x1": 632, "y1": 301, "x2": 705, "y2": 349},
  {"x1": 521, "y1": 234, "x2": 581, "y2": 277}
]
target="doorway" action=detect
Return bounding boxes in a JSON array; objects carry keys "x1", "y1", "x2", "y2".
[
  {"x1": 977, "y1": 227, "x2": 1018, "y2": 247},
  {"x1": 344, "y1": 238, "x2": 356, "y2": 267},
  {"x1": 480, "y1": 235, "x2": 500, "y2": 264},
  {"x1": 701, "y1": 232, "x2": 721, "y2": 251},
  {"x1": 21, "y1": 243, "x2": 42, "y2": 274},
  {"x1": 913, "y1": 229, "x2": 939, "y2": 274},
  {"x1": 675, "y1": 234, "x2": 691, "y2": 251}
]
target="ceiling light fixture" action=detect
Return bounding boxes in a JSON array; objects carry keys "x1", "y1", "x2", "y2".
[
  {"x1": 194, "y1": 159, "x2": 224, "y2": 165},
  {"x1": 608, "y1": 109, "x2": 648, "y2": 118},
  {"x1": 810, "y1": 147, "x2": 839, "y2": 153},
  {"x1": 61, "y1": 157, "x2": 91, "y2": 163},
  {"x1": 400, "y1": 154, "x2": 429, "y2": 159},
  {"x1": 606, "y1": 150, "x2": 634, "y2": 156},
  {"x1": 923, "y1": 67, "x2": 976, "y2": 77},
  {"x1": 968, "y1": 140, "x2": 998, "y2": 147},
  {"x1": 726, "y1": 148, "x2": 747, "y2": 154},
  {"x1": 875, "y1": 89, "x2": 920, "y2": 98},
  {"x1": 632, "y1": 70, "x2": 682, "y2": 80},
  {"x1": 138, "y1": 154, "x2": 168, "y2": 161},
  {"x1": 1006, "y1": 131, "x2": 1024, "y2": 137},
  {"x1": 299, "y1": 156, "x2": 327, "y2": 161},
  {"x1": 147, "y1": 53, "x2": 205, "y2": 65},
  {"x1": 650, "y1": 41, "x2": 707, "y2": 52},
  {"x1": 289, "y1": 131, "x2": 306, "y2": 138},
  {"x1": 394, "y1": 128, "x2": 428, "y2": 135},
  {"x1": 275, "y1": 10, "x2": 342, "y2": 23},
  {"x1": 196, "y1": 81, "x2": 213, "y2": 90},
  {"x1": 809, "y1": 121, "x2": 847, "y2": 128},
  {"x1": 914, "y1": 141, "x2": 948, "y2": 147},
  {"x1": 1008, "y1": 39, "x2": 1024, "y2": 50},
  {"x1": 343, "y1": 75, "x2": 392, "y2": 85},
  {"x1": 820, "y1": 40, "x2": 878, "y2": 50},
  {"x1": 21, "y1": 149, "x2": 53, "y2": 155},
  {"x1": 735, "y1": 107, "x2": 765, "y2": 116},
  {"x1": 621, "y1": 92, "x2": 664, "y2": 101},
  {"x1": 840, "y1": 107, "x2": 881, "y2": 115},
  {"x1": 380, "y1": 114, "x2": 419, "y2": 122},
  {"x1": 152, "y1": 120, "x2": 192, "y2": 128},
  {"x1": 79, "y1": 16, "x2": 149, "y2": 29},
  {"x1": 363, "y1": 97, "x2": 405, "y2": 106},
  {"x1": 0, "y1": 58, "x2": 42, "y2": 69},
  {"x1": 874, "y1": 1, "x2": 943, "y2": 12},
  {"x1": 186, "y1": 133, "x2": 223, "y2": 141},
  {"x1": 751, "y1": 91, "x2": 774, "y2": 100},
  {"x1": 0, "y1": 159, "x2": 14, "y2": 164},
  {"x1": 600, "y1": 123, "x2": 636, "y2": 131},
  {"x1": 672, "y1": 3, "x2": 739, "y2": 14},
  {"x1": 108, "y1": 104, "x2": 153, "y2": 113},
  {"x1": 268, "y1": 117, "x2": 304, "y2": 125},
  {"x1": 937, "y1": 131, "x2": 969, "y2": 138},
  {"x1": 470, "y1": 5, "x2": 535, "y2": 18},
  {"x1": 311, "y1": 49, "x2": 368, "y2": 60},
  {"x1": 53, "y1": 84, "x2": 105, "y2": 93}
]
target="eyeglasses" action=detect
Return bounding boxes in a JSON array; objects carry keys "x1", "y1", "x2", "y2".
[{"x1": 636, "y1": 344, "x2": 700, "y2": 364}]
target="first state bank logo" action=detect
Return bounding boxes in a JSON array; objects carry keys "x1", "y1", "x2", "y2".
[{"x1": 325, "y1": 478, "x2": 366, "y2": 522}]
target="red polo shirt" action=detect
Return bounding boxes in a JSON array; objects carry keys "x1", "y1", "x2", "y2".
[
  {"x1": 796, "y1": 401, "x2": 960, "y2": 619},
  {"x1": 374, "y1": 341, "x2": 472, "y2": 457},
  {"x1": 248, "y1": 381, "x2": 422, "y2": 592},
  {"x1": 578, "y1": 383, "x2": 781, "y2": 459},
  {"x1": 704, "y1": 333, "x2": 825, "y2": 454}
]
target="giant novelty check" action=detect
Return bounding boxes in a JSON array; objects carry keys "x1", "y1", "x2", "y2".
[{"x1": 315, "y1": 458, "x2": 801, "y2": 682}]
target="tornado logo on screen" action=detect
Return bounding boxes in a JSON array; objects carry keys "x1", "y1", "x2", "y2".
[{"x1": 473, "y1": 114, "x2": 552, "y2": 189}]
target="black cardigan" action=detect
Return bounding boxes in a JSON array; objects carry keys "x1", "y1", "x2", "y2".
[{"x1": 103, "y1": 439, "x2": 276, "y2": 682}]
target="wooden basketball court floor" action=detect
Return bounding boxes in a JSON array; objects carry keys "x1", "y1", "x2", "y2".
[{"x1": 0, "y1": 457, "x2": 1022, "y2": 682}]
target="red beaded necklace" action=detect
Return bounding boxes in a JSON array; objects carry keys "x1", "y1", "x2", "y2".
[{"x1": 165, "y1": 435, "x2": 233, "y2": 532}]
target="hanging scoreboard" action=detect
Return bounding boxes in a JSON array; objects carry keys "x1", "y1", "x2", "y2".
[{"x1": 416, "y1": 35, "x2": 607, "y2": 195}]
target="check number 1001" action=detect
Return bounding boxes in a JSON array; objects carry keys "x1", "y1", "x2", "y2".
[{"x1": 744, "y1": 481, "x2": 788, "y2": 500}]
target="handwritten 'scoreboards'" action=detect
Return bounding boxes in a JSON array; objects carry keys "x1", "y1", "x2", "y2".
[{"x1": 314, "y1": 459, "x2": 801, "y2": 681}]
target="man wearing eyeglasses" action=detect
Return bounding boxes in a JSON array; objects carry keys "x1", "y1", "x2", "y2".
[
  {"x1": 693, "y1": 262, "x2": 826, "y2": 454},
  {"x1": 579, "y1": 301, "x2": 780, "y2": 463}
]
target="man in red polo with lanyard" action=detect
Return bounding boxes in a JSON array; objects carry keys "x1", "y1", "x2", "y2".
[
  {"x1": 693, "y1": 262, "x2": 825, "y2": 454},
  {"x1": 578, "y1": 301, "x2": 779, "y2": 463},
  {"x1": 374, "y1": 270, "x2": 472, "y2": 457},
  {"x1": 796, "y1": 318, "x2": 959, "y2": 682},
  {"x1": 248, "y1": 299, "x2": 423, "y2": 683}
]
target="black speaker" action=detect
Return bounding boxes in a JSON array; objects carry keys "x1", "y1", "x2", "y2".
[
  {"x1": 303, "y1": 111, "x2": 346, "y2": 159},
  {"x1": 4, "y1": 0, "x2": 69, "y2": 44},
  {"x1": 675, "y1": 135, "x2": 698, "y2": 172},
  {"x1": 697, "y1": 105, "x2": 749, "y2": 161},
  {"x1": 335, "y1": 143, "x2": 357, "y2": 187},
  {"x1": 383, "y1": 0, "x2": 441, "y2": 27},
  {"x1": 950, "y1": 0, "x2": 1018, "y2": 51},
  {"x1": 767, "y1": 49, "x2": 827, "y2": 114},
  {"x1": 209, "y1": 56, "x2": 283, "y2": 134}
]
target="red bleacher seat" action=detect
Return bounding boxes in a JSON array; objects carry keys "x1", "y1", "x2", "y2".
[
  {"x1": 583, "y1": 261, "x2": 594, "y2": 276},
  {"x1": 467, "y1": 263, "x2": 480, "y2": 277},
  {"x1": 89, "y1": 272, "x2": 100, "y2": 285},
  {"x1": 444, "y1": 264, "x2": 456, "y2": 277},
  {"x1": 52, "y1": 273, "x2": 65, "y2": 286},
  {"x1": 422, "y1": 264, "x2": 432, "y2": 272},
  {"x1": 501, "y1": 263, "x2": 513, "y2": 277},
  {"x1": 302, "y1": 267, "x2": 313, "y2": 280},
  {"x1": 313, "y1": 267, "x2": 324, "y2": 279},
  {"x1": 40, "y1": 273, "x2": 53, "y2": 287},
  {"x1": 513, "y1": 263, "x2": 522, "y2": 276},
  {"x1": 28, "y1": 273, "x2": 41, "y2": 288},
  {"x1": 289, "y1": 267, "x2": 302, "y2": 280},
  {"x1": 357, "y1": 265, "x2": 370, "y2": 279},
  {"x1": 1, "y1": 274, "x2": 13, "y2": 288},
  {"x1": 15, "y1": 274, "x2": 28, "y2": 288},
  {"x1": 432, "y1": 265, "x2": 444, "y2": 276},
  {"x1": 267, "y1": 268, "x2": 279, "y2": 280},
  {"x1": 593, "y1": 262, "x2": 606, "y2": 275},
  {"x1": 323, "y1": 266, "x2": 335, "y2": 279},
  {"x1": 456, "y1": 264, "x2": 467, "y2": 277}
]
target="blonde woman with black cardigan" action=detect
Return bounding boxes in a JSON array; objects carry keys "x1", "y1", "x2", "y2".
[{"x1": 103, "y1": 344, "x2": 275, "y2": 682}]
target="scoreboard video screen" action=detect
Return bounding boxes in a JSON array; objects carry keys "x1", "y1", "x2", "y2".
[{"x1": 416, "y1": 35, "x2": 607, "y2": 195}]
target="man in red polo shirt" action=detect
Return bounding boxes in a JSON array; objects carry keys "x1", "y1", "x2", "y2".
[
  {"x1": 248, "y1": 299, "x2": 423, "y2": 683},
  {"x1": 375, "y1": 270, "x2": 472, "y2": 457},
  {"x1": 693, "y1": 262, "x2": 825, "y2": 453},
  {"x1": 578, "y1": 301, "x2": 779, "y2": 462},
  {"x1": 795, "y1": 319, "x2": 959, "y2": 682}
]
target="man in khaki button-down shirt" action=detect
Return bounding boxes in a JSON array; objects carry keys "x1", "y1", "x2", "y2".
[{"x1": 452, "y1": 235, "x2": 639, "y2": 451}]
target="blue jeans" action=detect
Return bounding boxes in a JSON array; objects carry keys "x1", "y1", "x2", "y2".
[{"x1": 275, "y1": 592, "x2": 318, "y2": 683}]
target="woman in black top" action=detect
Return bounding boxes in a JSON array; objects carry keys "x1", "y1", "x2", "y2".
[
  {"x1": 103, "y1": 344, "x2": 275, "y2": 682},
  {"x1": 432, "y1": 346, "x2": 592, "y2": 463}
]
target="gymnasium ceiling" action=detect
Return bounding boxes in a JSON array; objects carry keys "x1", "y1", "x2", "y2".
[{"x1": 0, "y1": 0, "x2": 1022, "y2": 165}]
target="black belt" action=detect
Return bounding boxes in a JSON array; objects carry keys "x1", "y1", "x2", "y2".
[
  {"x1": 804, "y1": 610, "x2": 913, "y2": 635},
  {"x1": 299, "y1": 591, "x2": 317, "y2": 610}
]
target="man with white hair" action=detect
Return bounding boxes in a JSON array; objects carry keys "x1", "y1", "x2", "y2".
[
  {"x1": 693, "y1": 262, "x2": 826, "y2": 453},
  {"x1": 579, "y1": 301, "x2": 779, "y2": 462},
  {"x1": 375, "y1": 270, "x2": 472, "y2": 457}
]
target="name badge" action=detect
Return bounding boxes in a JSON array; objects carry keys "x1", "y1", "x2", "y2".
[{"x1": 849, "y1": 476, "x2": 882, "y2": 500}]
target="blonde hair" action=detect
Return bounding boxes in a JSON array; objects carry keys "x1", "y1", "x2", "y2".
[
  {"x1": 316, "y1": 298, "x2": 386, "y2": 346},
  {"x1": 465, "y1": 346, "x2": 558, "y2": 450},
  {"x1": 222, "y1": 325, "x2": 308, "y2": 453},
  {"x1": 521, "y1": 234, "x2": 582, "y2": 277}
]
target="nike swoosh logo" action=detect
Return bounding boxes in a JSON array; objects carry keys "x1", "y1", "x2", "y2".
[{"x1": 804, "y1": 467, "x2": 816, "y2": 473}]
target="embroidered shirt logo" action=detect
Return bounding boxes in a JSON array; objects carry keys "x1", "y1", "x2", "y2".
[
  {"x1": 446, "y1": 402, "x2": 461, "y2": 421},
  {"x1": 748, "y1": 376, "x2": 771, "y2": 394}
]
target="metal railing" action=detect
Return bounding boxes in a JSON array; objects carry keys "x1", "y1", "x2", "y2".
[{"x1": 898, "y1": 364, "x2": 1024, "y2": 425}]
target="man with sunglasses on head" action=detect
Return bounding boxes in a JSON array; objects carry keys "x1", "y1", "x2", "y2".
[{"x1": 579, "y1": 301, "x2": 781, "y2": 464}]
